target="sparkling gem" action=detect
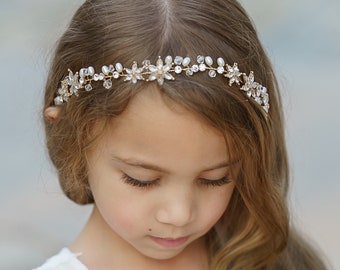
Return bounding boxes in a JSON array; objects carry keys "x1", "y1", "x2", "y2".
[
  {"x1": 174, "y1": 56, "x2": 183, "y2": 65},
  {"x1": 192, "y1": 65, "x2": 199, "y2": 72},
  {"x1": 197, "y1": 55, "x2": 204, "y2": 64},
  {"x1": 186, "y1": 69, "x2": 194, "y2": 76},
  {"x1": 199, "y1": 64, "x2": 206, "y2": 71},
  {"x1": 217, "y1": 66, "x2": 224, "y2": 74},
  {"x1": 251, "y1": 82, "x2": 258, "y2": 90},
  {"x1": 263, "y1": 104, "x2": 269, "y2": 113},
  {"x1": 165, "y1": 55, "x2": 173, "y2": 65},
  {"x1": 93, "y1": 74, "x2": 99, "y2": 81},
  {"x1": 229, "y1": 78, "x2": 235, "y2": 85},
  {"x1": 209, "y1": 70, "x2": 217, "y2": 78},
  {"x1": 205, "y1": 56, "x2": 213, "y2": 66},
  {"x1": 164, "y1": 73, "x2": 174, "y2": 80},
  {"x1": 241, "y1": 84, "x2": 249, "y2": 92},
  {"x1": 61, "y1": 78, "x2": 68, "y2": 85},
  {"x1": 67, "y1": 73, "x2": 74, "y2": 85},
  {"x1": 142, "y1": 60, "x2": 151, "y2": 66},
  {"x1": 79, "y1": 68, "x2": 86, "y2": 77},
  {"x1": 156, "y1": 57, "x2": 163, "y2": 67},
  {"x1": 248, "y1": 71, "x2": 255, "y2": 83},
  {"x1": 54, "y1": 96, "x2": 63, "y2": 105},
  {"x1": 263, "y1": 93, "x2": 269, "y2": 103},
  {"x1": 113, "y1": 71, "x2": 119, "y2": 79},
  {"x1": 103, "y1": 79, "x2": 112, "y2": 89},
  {"x1": 67, "y1": 72, "x2": 74, "y2": 85},
  {"x1": 58, "y1": 86, "x2": 66, "y2": 95},
  {"x1": 62, "y1": 93, "x2": 70, "y2": 102},
  {"x1": 163, "y1": 64, "x2": 171, "y2": 73},
  {"x1": 226, "y1": 63, "x2": 241, "y2": 86},
  {"x1": 79, "y1": 77, "x2": 84, "y2": 84},
  {"x1": 217, "y1": 57, "x2": 225, "y2": 67},
  {"x1": 99, "y1": 73, "x2": 104, "y2": 80},
  {"x1": 174, "y1": 66, "x2": 182, "y2": 74},
  {"x1": 182, "y1": 57, "x2": 191, "y2": 67},
  {"x1": 69, "y1": 85, "x2": 76, "y2": 95},
  {"x1": 148, "y1": 74, "x2": 157, "y2": 81},
  {"x1": 85, "y1": 84, "x2": 92, "y2": 91},
  {"x1": 156, "y1": 76, "x2": 165, "y2": 85},
  {"x1": 115, "y1": 63, "x2": 123, "y2": 72},
  {"x1": 149, "y1": 65, "x2": 158, "y2": 73},
  {"x1": 102, "y1": 65, "x2": 110, "y2": 75},
  {"x1": 88, "y1": 66, "x2": 95, "y2": 76},
  {"x1": 108, "y1": 65, "x2": 114, "y2": 72},
  {"x1": 234, "y1": 65, "x2": 241, "y2": 75},
  {"x1": 255, "y1": 97, "x2": 262, "y2": 104},
  {"x1": 125, "y1": 62, "x2": 143, "y2": 83}
]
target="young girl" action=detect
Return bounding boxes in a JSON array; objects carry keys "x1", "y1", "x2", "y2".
[{"x1": 35, "y1": 0, "x2": 328, "y2": 269}]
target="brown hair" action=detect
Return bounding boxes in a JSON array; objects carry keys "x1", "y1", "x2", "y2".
[{"x1": 43, "y1": 0, "x2": 328, "y2": 269}]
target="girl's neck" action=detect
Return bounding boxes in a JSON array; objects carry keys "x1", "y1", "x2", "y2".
[{"x1": 69, "y1": 205, "x2": 209, "y2": 270}]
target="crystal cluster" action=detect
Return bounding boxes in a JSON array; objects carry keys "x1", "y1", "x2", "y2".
[{"x1": 54, "y1": 55, "x2": 270, "y2": 114}]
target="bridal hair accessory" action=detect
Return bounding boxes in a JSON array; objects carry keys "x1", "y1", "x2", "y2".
[{"x1": 54, "y1": 55, "x2": 270, "y2": 113}]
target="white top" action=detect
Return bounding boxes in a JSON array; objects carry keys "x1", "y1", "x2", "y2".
[{"x1": 32, "y1": 248, "x2": 88, "y2": 270}]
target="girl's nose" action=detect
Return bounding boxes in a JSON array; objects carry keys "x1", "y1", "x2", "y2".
[{"x1": 155, "y1": 188, "x2": 194, "y2": 227}]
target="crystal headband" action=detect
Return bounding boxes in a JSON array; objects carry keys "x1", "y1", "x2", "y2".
[{"x1": 54, "y1": 55, "x2": 270, "y2": 113}]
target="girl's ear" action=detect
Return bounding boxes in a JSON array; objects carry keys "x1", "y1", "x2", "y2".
[{"x1": 44, "y1": 106, "x2": 61, "y2": 123}]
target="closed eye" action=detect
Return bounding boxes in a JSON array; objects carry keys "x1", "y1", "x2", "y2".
[
  {"x1": 198, "y1": 175, "x2": 231, "y2": 187},
  {"x1": 121, "y1": 173, "x2": 231, "y2": 189},
  {"x1": 121, "y1": 173, "x2": 159, "y2": 189}
]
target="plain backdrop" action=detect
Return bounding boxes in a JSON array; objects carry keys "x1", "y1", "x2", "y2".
[{"x1": 0, "y1": 0, "x2": 339, "y2": 269}]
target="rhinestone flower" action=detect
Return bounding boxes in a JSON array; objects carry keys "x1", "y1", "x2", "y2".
[
  {"x1": 225, "y1": 63, "x2": 242, "y2": 86},
  {"x1": 241, "y1": 72, "x2": 258, "y2": 94},
  {"x1": 67, "y1": 70, "x2": 81, "y2": 96},
  {"x1": 125, "y1": 62, "x2": 144, "y2": 84},
  {"x1": 148, "y1": 57, "x2": 174, "y2": 85}
]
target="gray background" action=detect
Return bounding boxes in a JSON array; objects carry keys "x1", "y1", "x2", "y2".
[{"x1": 0, "y1": 0, "x2": 339, "y2": 269}]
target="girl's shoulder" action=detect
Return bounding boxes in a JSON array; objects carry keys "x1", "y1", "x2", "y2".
[{"x1": 32, "y1": 248, "x2": 88, "y2": 270}]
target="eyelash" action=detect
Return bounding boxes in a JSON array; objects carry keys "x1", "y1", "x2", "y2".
[
  {"x1": 198, "y1": 176, "x2": 231, "y2": 187},
  {"x1": 121, "y1": 174, "x2": 160, "y2": 189},
  {"x1": 121, "y1": 173, "x2": 231, "y2": 189}
]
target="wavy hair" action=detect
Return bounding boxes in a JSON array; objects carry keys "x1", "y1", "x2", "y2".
[{"x1": 43, "y1": 0, "x2": 328, "y2": 269}]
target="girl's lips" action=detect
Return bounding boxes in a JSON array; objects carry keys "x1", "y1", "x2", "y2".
[{"x1": 150, "y1": 236, "x2": 189, "y2": 248}]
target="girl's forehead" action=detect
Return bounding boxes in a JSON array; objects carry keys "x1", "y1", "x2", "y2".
[
  {"x1": 110, "y1": 85, "x2": 222, "y2": 139},
  {"x1": 92, "y1": 86, "x2": 232, "y2": 169},
  {"x1": 108, "y1": 86, "x2": 200, "y2": 127}
]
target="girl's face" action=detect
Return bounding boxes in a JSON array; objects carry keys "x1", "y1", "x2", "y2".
[{"x1": 87, "y1": 87, "x2": 236, "y2": 260}]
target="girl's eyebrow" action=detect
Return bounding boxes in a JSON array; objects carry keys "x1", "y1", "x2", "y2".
[
  {"x1": 201, "y1": 161, "x2": 235, "y2": 172},
  {"x1": 111, "y1": 155, "x2": 236, "y2": 173}
]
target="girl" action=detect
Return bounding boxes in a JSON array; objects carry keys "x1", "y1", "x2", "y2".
[{"x1": 35, "y1": 0, "x2": 328, "y2": 269}]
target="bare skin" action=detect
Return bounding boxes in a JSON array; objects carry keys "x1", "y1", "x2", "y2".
[{"x1": 47, "y1": 86, "x2": 235, "y2": 270}]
